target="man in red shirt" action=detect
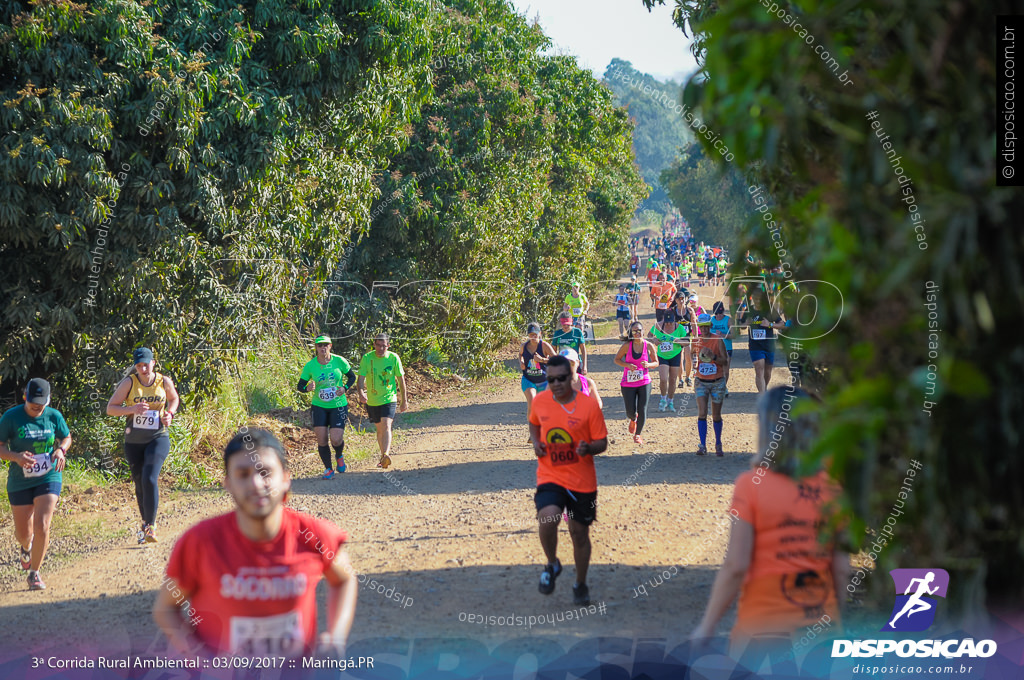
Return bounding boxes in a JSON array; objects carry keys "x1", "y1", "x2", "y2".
[
  {"x1": 528, "y1": 355, "x2": 608, "y2": 606},
  {"x1": 153, "y1": 429, "x2": 357, "y2": 657}
]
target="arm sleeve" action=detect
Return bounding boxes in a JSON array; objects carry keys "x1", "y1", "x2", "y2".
[
  {"x1": 54, "y1": 411, "x2": 71, "y2": 439},
  {"x1": 297, "y1": 379, "x2": 309, "y2": 392},
  {"x1": 730, "y1": 473, "x2": 756, "y2": 526},
  {"x1": 344, "y1": 370, "x2": 357, "y2": 390}
]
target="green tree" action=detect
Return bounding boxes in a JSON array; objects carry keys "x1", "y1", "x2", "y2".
[
  {"x1": 644, "y1": 0, "x2": 1024, "y2": 615},
  {"x1": 660, "y1": 142, "x2": 749, "y2": 249}
]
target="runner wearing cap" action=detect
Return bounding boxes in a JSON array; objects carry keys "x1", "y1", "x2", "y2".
[
  {"x1": 614, "y1": 320, "x2": 659, "y2": 445},
  {"x1": 529, "y1": 355, "x2": 608, "y2": 606},
  {"x1": 357, "y1": 334, "x2": 407, "y2": 469},
  {"x1": 298, "y1": 336, "x2": 356, "y2": 479},
  {"x1": 106, "y1": 347, "x2": 180, "y2": 544},
  {"x1": 551, "y1": 312, "x2": 588, "y2": 375},
  {"x1": 558, "y1": 348, "x2": 603, "y2": 410},
  {"x1": 0, "y1": 378, "x2": 71, "y2": 590},
  {"x1": 520, "y1": 323, "x2": 555, "y2": 434},
  {"x1": 614, "y1": 285, "x2": 631, "y2": 339},
  {"x1": 709, "y1": 301, "x2": 734, "y2": 396},
  {"x1": 649, "y1": 312, "x2": 687, "y2": 412},
  {"x1": 154, "y1": 428, "x2": 357, "y2": 657},
  {"x1": 694, "y1": 325, "x2": 729, "y2": 456},
  {"x1": 626, "y1": 275, "x2": 642, "y2": 322}
]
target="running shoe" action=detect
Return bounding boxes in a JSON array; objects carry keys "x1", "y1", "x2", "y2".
[
  {"x1": 573, "y1": 582, "x2": 591, "y2": 606},
  {"x1": 628, "y1": 417, "x2": 637, "y2": 435},
  {"x1": 322, "y1": 469, "x2": 335, "y2": 480},
  {"x1": 696, "y1": 445, "x2": 708, "y2": 456},
  {"x1": 144, "y1": 524, "x2": 158, "y2": 543},
  {"x1": 716, "y1": 442, "x2": 724, "y2": 457},
  {"x1": 20, "y1": 544, "x2": 31, "y2": 571},
  {"x1": 539, "y1": 559, "x2": 562, "y2": 595},
  {"x1": 678, "y1": 379, "x2": 686, "y2": 388},
  {"x1": 28, "y1": 570, "x2": 45, "y2": 590},
  {"x1": 657, "y1": 397, "x2": 666, "y2": 413},
  {"x1": 378, "y1": 453, "x2": 392, "y2": 469},
  {"x1": 337, "y1": 460, "x2": 347, "y2": 473},
  {"x1": 633, "y1": 434, "x2": 644, "y2": 445},
  {"x1": 666, "y1": 400, "x2": 676, "y2": 412},
  {"x1": 685, "y1": 377, "x2": 692, "y2": 387},
  {"x1": 137, "y1": 525, "x2": 147, "y2": 545}
]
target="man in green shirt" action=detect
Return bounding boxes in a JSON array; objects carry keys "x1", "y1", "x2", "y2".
[
  {"x1": 648, "y1": 313, "x2": 688, "y2": 412},
  {"x1": 551, "y1": 311, "x2": 588, "y2": 375},
  {"x1": 0, "y1": 378, "x2": 71, "y2": 591},
  {"x1": 298, "y1": 335, "x2": 357, "y2": 479},
  {"x1": 357, "y1": 333, "x2": 408, "y2": 469}
]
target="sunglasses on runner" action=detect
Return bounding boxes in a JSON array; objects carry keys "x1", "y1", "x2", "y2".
[{"x1": 547, "y1": 374, "x2": 571, "y2": 383}]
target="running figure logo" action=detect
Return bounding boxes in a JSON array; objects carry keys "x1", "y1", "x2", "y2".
[{"x1": 882, "y1": 568, "x2": 950, "y2": 632}]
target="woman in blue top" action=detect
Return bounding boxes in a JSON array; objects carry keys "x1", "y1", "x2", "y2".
[
  {"x1": 0, "y1": 378, "x2": 71, "y2": 591},
  {"x1": 709, "y1": 301, "x2": 734, "y2": 396}
]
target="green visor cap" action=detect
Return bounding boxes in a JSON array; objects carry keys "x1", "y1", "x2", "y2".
[{"x1": 314, "y1": 335, "x2": 332, "y2": 345}]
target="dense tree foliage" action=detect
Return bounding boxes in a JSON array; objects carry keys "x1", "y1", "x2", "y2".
[
  {"x1": 0, "y1": 0, "x2": 645, "y2": 412},
  {"x1": 660, "y1": 143, "x2": 749, "y2": 249},
  {"x1": 603, "y1": 58, "x2": 691, "y2": 216},
  {"x1": 645, "y1": 0, "x2": 1024, "y2": 613}
]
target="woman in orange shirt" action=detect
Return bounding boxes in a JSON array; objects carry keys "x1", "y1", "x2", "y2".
[{"x1": 691, "y1": 386, "x2": 849, "y2": 645}]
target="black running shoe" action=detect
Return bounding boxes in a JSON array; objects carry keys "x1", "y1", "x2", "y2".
[
  {"x1": 573, "y1": 582, "x2": 590, "y2": 606},
  {"x1": 538, "y1": 559, "x2": 562, "y2": 595}
]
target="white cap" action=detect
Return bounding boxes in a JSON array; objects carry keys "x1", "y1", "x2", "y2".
[
  {"x1": 689, "y1": 294, "x2": 699, "y2": 302},
  {"x1": 559, "y1": 348, "x2": 580, "y2": 365}
]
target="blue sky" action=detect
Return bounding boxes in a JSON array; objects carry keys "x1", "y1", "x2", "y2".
[{"x1": 507, "y1": 0, "x2": 699, "y2": 83}]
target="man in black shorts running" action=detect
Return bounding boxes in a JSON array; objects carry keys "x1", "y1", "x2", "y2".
[{"x1": 529, "y1": 355, "x2": 608, "y2": 606}]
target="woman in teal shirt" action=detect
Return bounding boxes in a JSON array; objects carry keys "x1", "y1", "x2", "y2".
[{"x1": 0, "y1": 378, "x2": 71, "y2": 591}]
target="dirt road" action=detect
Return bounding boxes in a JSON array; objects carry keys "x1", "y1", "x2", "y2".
[{"x1": 0, "y1": 282, "x2": 780, "y2": 667}]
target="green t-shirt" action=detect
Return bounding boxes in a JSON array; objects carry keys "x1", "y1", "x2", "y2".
[
  {"x1": 300, "y1": 355, "x2": 352, "y2": 408},
  {"x1": 564, "y1": 294, "x2": 588, "y2": 316},
  {"x1": 651, "y1": 326, "x2": 688, "y2": 359},
  {"x1": 358, "y1": 351, "x2": 405, "y2": 406},
  {"x1": 551, "y1": 327, "x2": 586, "y2": 353},
  {"x1": 0, "y1": 405, "x2": 69, "y2": 493}
]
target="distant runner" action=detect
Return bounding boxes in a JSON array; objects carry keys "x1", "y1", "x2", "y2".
[
  {"x1": 558, "y1": 348, "x2": 603, "y2": 410},
  {"x1": 530, "y1": 355, "x2": 608, "y2": 607},
  {"x1": 626, "y1": 275, "x2": 642, "y2": 322},
  {"x1": 298, "y1": 336, "x2": 356, "y2": 479},
  {"x1": 357, "y1": 333, "x2": 408, "y2": 469},
  {"x1": 614, "y1": 285, "x2": 631, "y2": 339},
  {"x1": 106, "y1": 347, "x2": 180, "y2": 544},
  {"x1": 520, "y1": 322, "x2": 555, "y2": 430},
  {"x1": 564, "y1": 283, "x2": 590, "y2": 330},
  {"x1": 551, "y1": 311, "x2": 588, "y2": 375},
  {"x1": 0, "y1": 379, "x2": 70, "y2": 591},
  {"x1": 154, "y1": 428, "x2": 357, "y2": 657}
]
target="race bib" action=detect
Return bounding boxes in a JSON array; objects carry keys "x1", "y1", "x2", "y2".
[
  {"x1": 24, "y1": 452, "x2": 52, "y2": 479},
  {"x1": 548, "y1": 445, "x2": 579, "y2": 467},
  {"x1": 572, "y1": 307, "x2": 582, "y2": 316},
  {"x1": 133, "y1": 411, "x2": 160, "y2": 430},
  {"x1": 229, "y1": 611, "x2": 304, "y2": 657},
  {"x1": 318, "y1": 387, "x2": 337, "y2": 402},
  {"x1": 657, "y1": 301, "x2": 669, "y2": 309},
  {"x1": 698, "y1": 362, "x2": 717, "y2": 376},
  {"x1": 626, "y1": 369, "x2": 645, "y2": 383},
  {"x1": 751, "y1": 328, "x2": 767, "y2": 340},
  {"x1": 659, "y1": 341, "x2": 674, "y2": 353}
]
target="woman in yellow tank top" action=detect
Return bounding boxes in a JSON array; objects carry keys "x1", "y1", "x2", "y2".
[{"x1": 105, "y1": 347, "x2": 179, "y2": 544}]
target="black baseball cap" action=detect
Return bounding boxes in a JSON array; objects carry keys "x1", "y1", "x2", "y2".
[
  {"x1": 132, "y1": 347, "x2": 154, "y2": 364},
  {"x1": 26, "y1": 378, "x2": 51, "y2": 405}
]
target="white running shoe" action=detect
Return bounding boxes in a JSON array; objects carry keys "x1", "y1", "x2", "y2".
[{"x1": 667, "y1": 400, "x2": 676, "y2": 412}]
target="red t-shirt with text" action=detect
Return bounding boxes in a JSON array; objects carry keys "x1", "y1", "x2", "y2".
[{"x1": 165, "y1": 508, "x2": 346, "y2": 656}]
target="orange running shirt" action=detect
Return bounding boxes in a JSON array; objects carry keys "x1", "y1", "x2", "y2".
[
  {"x1": 695, "y1": 337, "x2": 726, "y2": 381},
  {"x1": 652, "y1": 282, "x2": 676, "y2": 309},
  {"x1": 646, "y1": 268, "x2": 661, "y2": 287},
  {"x1": 528, "y1": 390, "x2": 608, "y2": 493},
  {"x1": 729, "y1": 469, "x2": 841, "y2": 639}
]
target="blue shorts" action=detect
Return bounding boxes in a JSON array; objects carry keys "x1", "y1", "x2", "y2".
[
  {"x1": 8, "y1": 481, "x2": 62, "y2": 506},
  {"x1": 749, "y1": 349, "x2": 775, "y2": 365},
  {"x1": 522, "y1": 376, "x2": 547, "y2": 393}
]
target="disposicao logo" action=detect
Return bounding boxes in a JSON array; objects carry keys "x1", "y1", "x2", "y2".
[
  {"x1": 882, "y1": 568, "x2": 949, "y2": 632},
  {"x1": 832, "y1": 568, "x2": 997, "y2": 659}
]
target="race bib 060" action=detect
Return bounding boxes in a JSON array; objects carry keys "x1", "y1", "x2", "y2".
[
  {"x1": 133, "y1": 411, "x2": 160, "y2": 430},
  {"x1": 229, "y1": 611, "x2": 303, "y2": 656},
  {"x1": 24, "y1": 452, "x2": 52, "y2": 479},
  {"x1": 751, "y1": 328, "x2": 767, "y2": 340},
  {"x1": 318, "y1": 387, "x2": 337, "y2": 402}
]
